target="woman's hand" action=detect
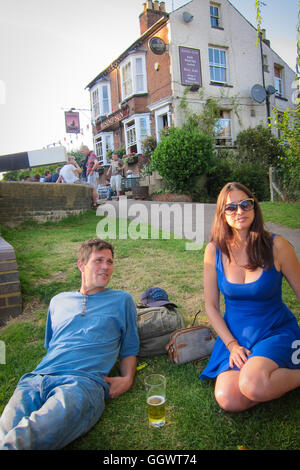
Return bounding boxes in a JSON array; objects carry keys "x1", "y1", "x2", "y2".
[{"x1": 229, "y1": 342, "x2": 252, "y2": 369}]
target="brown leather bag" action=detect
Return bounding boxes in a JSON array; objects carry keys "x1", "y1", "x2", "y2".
[{"x1": 165, "y1": 311, "x2": 216, "y2": 365}]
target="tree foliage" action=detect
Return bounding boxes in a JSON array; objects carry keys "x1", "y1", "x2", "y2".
[
  {"x1": 234, "y1": 124, "x2": 284, "y2": 168},
  {"x1": 271, "y1": 105, "x2": 300, "y2": 200},
  {"x1": 150, "y1": 126, "x2": 214, "y2": 194}
]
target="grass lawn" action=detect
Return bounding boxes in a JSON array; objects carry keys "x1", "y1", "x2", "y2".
[
  {"x1": 0, "y1": 205, "x2": 299, "y2": 451},
  {"x1": 260, "y1": 201, "x2": 300, "y2": 229}
]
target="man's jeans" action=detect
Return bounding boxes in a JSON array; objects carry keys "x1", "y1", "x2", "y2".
[{"x1": 0, "y1": 373, "x2": 105, "y2": 450}]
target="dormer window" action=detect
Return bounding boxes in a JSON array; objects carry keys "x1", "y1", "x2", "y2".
[{"x1": 121, "y1": 53, "x2": 147, "y2": 101}]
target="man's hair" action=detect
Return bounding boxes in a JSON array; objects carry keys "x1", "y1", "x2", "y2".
[{"x1": 78, "y1": 239, "x2": 114, "y2": 264}]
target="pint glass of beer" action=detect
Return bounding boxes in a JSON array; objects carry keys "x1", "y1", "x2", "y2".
[{"x1": 144, "y1": 374, "x2": 166, "y2": 428}]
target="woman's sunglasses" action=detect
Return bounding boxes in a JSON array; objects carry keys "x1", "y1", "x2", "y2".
[{"x1": 224, "y1": 198, "x2": 255, "y2": 215}]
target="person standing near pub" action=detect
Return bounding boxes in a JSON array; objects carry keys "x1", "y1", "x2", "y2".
[{"x1": 80, "y1": 145, "x2": 100, "y2": 188}]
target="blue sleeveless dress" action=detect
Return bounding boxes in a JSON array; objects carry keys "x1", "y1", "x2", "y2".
[{"x1": 200, "y1": 235, "x2": 300, "y2": 380}]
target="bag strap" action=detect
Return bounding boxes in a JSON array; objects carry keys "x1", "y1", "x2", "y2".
[
  {"x1": 191, "y1": 309, "x2": 202, "y2": 327},
  {"x1": 193, "y1": 358, "x2": 210, "y2": 370}
]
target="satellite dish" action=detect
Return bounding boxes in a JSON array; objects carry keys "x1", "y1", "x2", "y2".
[
  {"x1": 266, "y1": 85, "x2": 276, "y2": 96},
  {"x1": 251, "y1": 84, "x2": 267, "y2": 103},
  {"x1": 183, "y1": 11, "x2": 194, "y2": 22}
]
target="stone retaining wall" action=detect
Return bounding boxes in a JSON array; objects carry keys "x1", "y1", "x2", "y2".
[
  {"x1": 0, "y1": 181, "x2": 93, "y2": 324},
  {"x1": 0, "y1": 181, "x2": 92, "y2": 226},
  {"x1": 0, "y1": 237, "x2": 22, "y2": 326}
]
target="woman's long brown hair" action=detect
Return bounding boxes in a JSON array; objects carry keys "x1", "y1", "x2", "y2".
[{"x1": 210, "y1": 182, "x2": 273, "y2": 270}]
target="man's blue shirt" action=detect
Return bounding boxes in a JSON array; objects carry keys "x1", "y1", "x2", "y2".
[{"x1": 33, "y1": 289, "x2": 139, "y2": 396}]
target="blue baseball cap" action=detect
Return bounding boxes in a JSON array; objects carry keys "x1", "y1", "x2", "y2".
[{"x1": 140, "y1": 287, "x2": 177, "y2": 307}]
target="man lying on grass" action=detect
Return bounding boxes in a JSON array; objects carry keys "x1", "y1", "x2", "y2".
[{"x1": 0, "y1": 238, "x2": 139, "y2": 450}]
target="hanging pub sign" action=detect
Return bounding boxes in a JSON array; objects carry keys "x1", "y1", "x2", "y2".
[
  {"x1": 65, "y1": 111, "x2": 80, "y2": 134},
  {"x1": 179, "y1": 46, "x2": 202, "y2": 87},
  {"x1": 149, "y1": 37, "x2": 166, "y2": 55}
]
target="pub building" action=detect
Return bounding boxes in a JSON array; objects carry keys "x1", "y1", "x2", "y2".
[{"x1": 85, "y1": 0, "x2": 295, "y2": 185}]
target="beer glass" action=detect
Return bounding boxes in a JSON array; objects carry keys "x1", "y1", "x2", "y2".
[{"x1": 144, "y1": 374, "x2": 166, "y2": 428}]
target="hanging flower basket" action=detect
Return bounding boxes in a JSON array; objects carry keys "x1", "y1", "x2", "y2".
[{"x1": 123, "y1": 154, "x2": 139, "y2": 165}]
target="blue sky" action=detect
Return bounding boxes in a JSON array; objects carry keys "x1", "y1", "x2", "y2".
[{"x1": 0, "y1": 0, "x2": 298, "y2": 157}]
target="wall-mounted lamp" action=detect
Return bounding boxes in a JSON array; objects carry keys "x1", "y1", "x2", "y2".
[{"x1": 183, "y1": 11, "x2": 194, "y2": 23}]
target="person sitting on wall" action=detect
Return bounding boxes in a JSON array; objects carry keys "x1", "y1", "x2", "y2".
[
  {"x1": 0, "y1": 238, "x2": 139, "y2": 450},
  {"x1": 56, "y1": 156, "x2": 99, "y2": 208}
]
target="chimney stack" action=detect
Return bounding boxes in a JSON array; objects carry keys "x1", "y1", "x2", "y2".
[
  {"x1": 139, "y1": 1, "x2": 168, "y2": 35},
  {"x1": 261, "y1": 29, "x2": 270, "y2": 47}
]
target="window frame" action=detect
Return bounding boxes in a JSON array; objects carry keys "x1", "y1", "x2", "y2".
[
  {"x1": 123, "y1": 113, "x2": 151, "y2": 154},
  {"x1": 210, "y1": 3, "x2": 221, "y2": 28},
  {"x1": 215, "y1": 110, "x2": 232, "y2": 147},
  {"x1": 120, "y1": 53, "x2": 148, "y2": 101},
  {"x1": 91, "y1": 81, "x2": 112, "y2": 121},
  {"x1": 208, "y1": 46, "x2": 228, "y2": 84},
  {"x1": 154, "y1": 105, "x2": 171, "y2": 142},
  {"x1": 274, "y1": 64, "x2": 284, "y2": 98},
  {"x1": 94, "y1": 131, "x2": 114, "y2": 165}
]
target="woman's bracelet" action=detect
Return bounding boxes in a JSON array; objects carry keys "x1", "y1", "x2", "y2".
[{"x1": 226, "y1": 339, "x2": 238, "y2": 350}]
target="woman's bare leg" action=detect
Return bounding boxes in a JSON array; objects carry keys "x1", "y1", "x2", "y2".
[
  {"x1": 215, "y1": 370, "x2": 258, "y2": 412},
  {"x1": 239, "y1": 356, "x2": 300, "y2": 402}
]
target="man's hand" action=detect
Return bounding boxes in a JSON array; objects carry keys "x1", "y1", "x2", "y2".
[
  {"x1": 104, "y1": 375, "x2": 133, "y2": 399},
  {"x1": 104, "y1": 355, "x2": 136, "y2": 399}
]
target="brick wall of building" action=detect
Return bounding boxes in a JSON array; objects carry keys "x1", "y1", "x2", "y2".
[
  {"x1": 146, "y1": 25, "x2": 172, "y2": 104},
  {"x1": 90, "y1": 2, "x2": 172, "y2": 156}
]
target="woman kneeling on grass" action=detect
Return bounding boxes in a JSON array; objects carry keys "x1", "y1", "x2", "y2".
[{"x1": 200, "y1": 182, "x2": 300, "y2": 411}]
